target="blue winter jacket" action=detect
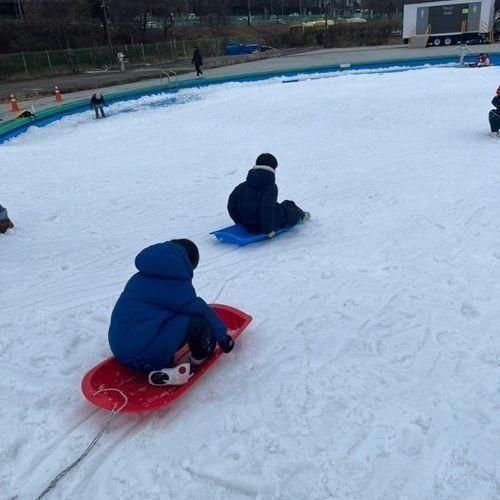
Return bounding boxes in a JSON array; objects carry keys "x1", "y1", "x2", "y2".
[{"x1": 108, "y1": 242, "x2": 227, "y2": 372}]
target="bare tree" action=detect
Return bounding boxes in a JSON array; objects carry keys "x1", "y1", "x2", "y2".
[{"x1": 23, "y1": 0, "x2": 89, "y2": 50}]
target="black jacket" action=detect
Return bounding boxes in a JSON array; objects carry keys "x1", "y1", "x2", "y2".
[
  {"x1": 492, "y1": 95, "x2": 500, "y2": 109},
  {"x1": 228, "y1": 166, "x2": 278, "y2": 234},
  {"x1": 192, "y1": 49, "x2": 203, "y2": 66},
  {"x1": 90, "y1": 94, "x2": 105, "y2": 106}
]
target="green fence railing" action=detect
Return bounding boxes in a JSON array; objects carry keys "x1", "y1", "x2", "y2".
[{"x1": 0, "y1": 37, "x2": 238, "y2": 80}]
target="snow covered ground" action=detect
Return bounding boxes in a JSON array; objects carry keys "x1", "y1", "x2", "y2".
[{"x1": 1, "y1": 66, "x2": 499, "y2": 500}]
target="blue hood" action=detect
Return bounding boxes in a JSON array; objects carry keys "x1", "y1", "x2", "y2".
[
  {"x1": 135, "y1": 242, "x2": 193, "y2": 280},
  {"x1": 108, "y1": 241, "x2": 227, "y2": 372}
]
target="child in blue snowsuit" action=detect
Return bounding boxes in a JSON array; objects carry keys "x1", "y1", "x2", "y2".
[
  {"x1": 228, "y1": 153, "x2": 308, "y2": 238},
  {"x1": 108, "y1": 239, "x2": 234, "y2": 384}
]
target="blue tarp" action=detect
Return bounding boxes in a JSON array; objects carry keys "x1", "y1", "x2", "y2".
[{"x1": 225, "y1": 43, "x2": 261, "y2": 56}]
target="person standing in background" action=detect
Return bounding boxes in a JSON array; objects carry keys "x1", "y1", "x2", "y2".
[{"x1": 192, "y1": 47, "x2": 203, "y2": 77}]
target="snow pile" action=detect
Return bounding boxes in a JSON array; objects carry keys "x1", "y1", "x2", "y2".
[{"x1": 0, "y1": 66, "x2": 499, "y2": 499}]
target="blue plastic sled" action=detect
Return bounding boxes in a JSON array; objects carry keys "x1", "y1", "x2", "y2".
[{"x1": 210, "y1": 224, "x2": 292, "y2": 246}]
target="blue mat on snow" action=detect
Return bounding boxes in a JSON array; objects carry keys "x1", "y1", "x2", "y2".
[{"x1": 210, "y1": 224, "x2": 292, "y2": 246}]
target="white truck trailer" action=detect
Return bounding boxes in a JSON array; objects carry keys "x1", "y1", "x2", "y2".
[{"x1": 403, "y1": 0, "x2": 495, "y2": 46}]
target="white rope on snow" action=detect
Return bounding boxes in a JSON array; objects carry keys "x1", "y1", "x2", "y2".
[{"x1": 35, "y1": 388, "x2": 128, "y2": 500}]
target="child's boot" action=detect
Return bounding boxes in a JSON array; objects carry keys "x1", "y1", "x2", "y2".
[{"x1": 148, "y1": 363, "x2": 191, "y2": 386}]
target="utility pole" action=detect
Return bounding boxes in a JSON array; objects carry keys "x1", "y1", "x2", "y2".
[{"x1": 101, "y1": 0, "x2": 113, "y2": 62}]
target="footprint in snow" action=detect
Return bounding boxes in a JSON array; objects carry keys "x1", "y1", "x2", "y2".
[{"x1": 460, "y1": 303, "x2": 479, "y2": 319}]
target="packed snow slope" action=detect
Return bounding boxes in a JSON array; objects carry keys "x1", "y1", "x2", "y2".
[{"x1": 1, "y1": 66, "x2": 499, "y2": 500}]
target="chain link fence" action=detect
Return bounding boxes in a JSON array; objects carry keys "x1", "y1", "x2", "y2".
[{"x1": 0, "y1": 37, "x2": 230, "y2": 81}]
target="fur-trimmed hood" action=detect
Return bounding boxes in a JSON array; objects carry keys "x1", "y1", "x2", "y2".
[{"x1": 246, "y1": 165, "x2": 276, "y2": 189}]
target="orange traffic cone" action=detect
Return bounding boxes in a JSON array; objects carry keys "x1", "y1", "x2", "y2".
[
  {"x1": 10, "y1": 94, "x2": 20, "y2": 113},
  {"x1": 55, "y1": 86, "x2": 62, "y2": 102}
]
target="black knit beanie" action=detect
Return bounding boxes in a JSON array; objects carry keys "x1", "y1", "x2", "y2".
[
  {"x1": 256, "y1": 153, "x2": 278, "y2": 170},
  {"x1": 171, "y1": 239, "x2": 200, "y2": 269}
]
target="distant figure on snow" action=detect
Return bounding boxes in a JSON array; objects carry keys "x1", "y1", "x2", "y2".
[
  {"x1": 15, "y1": 110, "x2": 35, "y2": 121},
  {"x1": 489, "y1": 86, "x2": 500, "y2": 137},
  {"x1": 192, "y1": 47, "x2": 203, "y2": 77},
  {"x1": 228, "y1": 153, "x2": 310, "y2": 238},
  {"x1": 472, "y1": 53, "x2": 491, "y2": 67},
  {"x1": 90, "y1": 92, "x2": 106, "y2": 119},
  {"x1": 108, "y1": 239, "x2": 235, "y2": 386},
  {"x1": 0, "y1": 204, "x2": 14, "y2": 234}
]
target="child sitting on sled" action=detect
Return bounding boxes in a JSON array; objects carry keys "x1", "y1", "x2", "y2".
[
  {"x1": 489, "y1": 86, "x2": 500, "y2": 137},
  {"x1": 108, "y1": 239, "x2": 234, "y2": 386},
  {"x1": 227, "y1": 153, "x2": 310, "y2": 238},
  {"x1": 0, "y1": 204, "x2": 14, "y2": 234}
]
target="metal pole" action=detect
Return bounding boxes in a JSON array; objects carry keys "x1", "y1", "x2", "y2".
[
  {"x1": 46, "y1": 50, "x2": 52, "y2": 72},
  {"x1": 21, "y1": 51, "x2": 29, "y2": 76},
  {"x1": 141, "y1": 43, "x2": 146, "y2": 63}
]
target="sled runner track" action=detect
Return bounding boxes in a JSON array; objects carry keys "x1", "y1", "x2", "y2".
[
  {"x1": 184, "y1": 465, "x2": 263, "y2": 498},
  {"x1": 201, "y1": 244, "x2": 241, "y2": 265},
  {"x1": 13, "y1": 280, "x2": 126, "y2": 313},
  {"x1": 203, "y1": 236, "x2": 322, "y2": 275},
  {"x1": 70, "y1": 416, "x2": 145, "y2": 497},
  {"x1": 463, "y1": 200, "x2": 500, "y2": 227},
  {"x1": 71, "y1": 247, "x2": 137, "y2": 272},
  {"x1": 212, "y1": 273, "x2": 240, "y2": 302},
  {"x1": 18, "y1": 408, "x2": 102, "y2": 486}
]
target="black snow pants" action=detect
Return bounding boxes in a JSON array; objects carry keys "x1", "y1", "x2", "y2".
[
  {"x1": 489, "y1": 109, "x2": 500, "y2": 133},
  {"x1": 276, "y1": 200, "x2": 305, "y2": 229},
  {"x1": 187, "y1": 316, "x2": 215, "y2": 361}
]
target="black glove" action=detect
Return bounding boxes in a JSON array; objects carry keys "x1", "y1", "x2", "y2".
[{"x1": 218, "y1": 335, "x2": 235, "y2": 353}]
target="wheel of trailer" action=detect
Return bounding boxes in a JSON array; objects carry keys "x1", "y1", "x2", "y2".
[
  {"x1": 444, "y1": 38, "x2": 452, "y2": 46},
  {"x1": 433, "y1": 38, "x2": 442, "y2": 46}
]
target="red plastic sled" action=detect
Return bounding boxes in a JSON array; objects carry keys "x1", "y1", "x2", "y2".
[{"x1": 81, "y1": 304, "x2": 252, "y2": 413}]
